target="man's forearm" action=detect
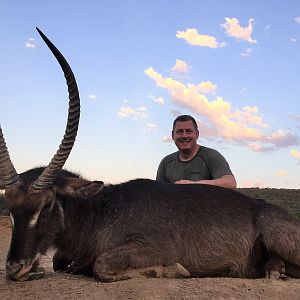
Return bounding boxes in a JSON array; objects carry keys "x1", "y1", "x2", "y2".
[{"x1": 175, "y1": 175, "x2": 237, "y2": 189}]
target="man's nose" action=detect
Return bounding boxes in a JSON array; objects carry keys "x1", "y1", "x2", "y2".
[{"x1": 182, "y1": 131, "x2": 189, "y2": 137}]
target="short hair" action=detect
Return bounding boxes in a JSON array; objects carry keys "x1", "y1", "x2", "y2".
[{"x1": 172, "y1": 115, "x2": 198, "y2": 130}]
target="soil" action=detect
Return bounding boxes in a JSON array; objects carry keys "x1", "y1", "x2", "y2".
[{"x1": 0, "y1": 216, "x2": 299, "y2": 300}]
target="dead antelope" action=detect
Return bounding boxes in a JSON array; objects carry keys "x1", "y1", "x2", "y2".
[{"x1": 1, "y1": 29, "x2": 300, "y2": 282}]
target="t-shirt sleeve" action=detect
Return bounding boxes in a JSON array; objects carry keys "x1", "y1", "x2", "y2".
[
  {"x1": 156, "y1": 159, "x2": 168, "y2": 183},
  {"x1": 206, "y1": 149, "x2": 234, "y2": 179}
]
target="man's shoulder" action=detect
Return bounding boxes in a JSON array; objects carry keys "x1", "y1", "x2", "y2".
[
  {"x1": 199, "y1": 145, "x2": 222, "y2": 157},
  {"x1": 161, "y1": 151, "x2": 178, "y2": 165},
  {"x1": 197, "y1": 146, "x2": 229, "y2": 165}
]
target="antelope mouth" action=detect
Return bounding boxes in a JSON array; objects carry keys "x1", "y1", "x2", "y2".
[
  {"x1": 17, "y1": 266, "x2": 45, "y2": 282},
  {"x1": 7, "y1": 260, "x2": 45, "y2": 281}
]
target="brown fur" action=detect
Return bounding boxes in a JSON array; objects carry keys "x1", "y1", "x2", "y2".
[{"x1": 5, "y1": 168, "x2": 300, "y2": 282}]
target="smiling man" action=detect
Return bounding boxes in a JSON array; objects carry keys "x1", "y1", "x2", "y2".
[{"x1": 156, "y1": 115, "x2": 237, "y2": 189}]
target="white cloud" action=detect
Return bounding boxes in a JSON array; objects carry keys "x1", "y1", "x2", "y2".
[
  {"x1": 88, "y1": 94, "x2": 97, "y2": 100},
  {"x1": 118, "y1": 106, "x2": 135, "y2": 118},
  {"x1": 172, "y1": 59, "x2": 190, "y2": 73},
  {"x1": 146, "y1": 123, "x2": 158, "y2": 132},
  {"x1": 187, "y1": 81, "x2": 217, "y2": 94},
  {"x1": 265, "y1": 25, "x2": 271, "y2": 32},
  {"x1": 149, "y1": 95, "x2": 165, "y2": 105},
  {"x1": 266, "y1": 130, "x2": 299, "y2": 148},
  {"x1": 221, "y1": 18, "x2": 257, "y2": 44},
  {"x1": 117, "y1": 105, "x2": 147, "y2": 120},
  {"x1": 176, "y1": 28, "x2": 225, "y2": 48},
  {"x1": 275, "y1": 170, "x2": 287, "y2": 177},
  {"x1": 145, "y1": 66, "x2": 300, "y2": 151},
  {"x1": 137, "y1": 105, "x2": 147, "y2": 112},
  {"x1": 247, "y1": 142, "x2": 275, "y2": 153},
  {"x1": 291, "y1": 38, "x2": 297, "y2": 43},
  {"x1": 26, "y1": 37, "x2": 36, "y2": 48},
  {"x1": 241, "y1": 48, "x2": 253, "y2": 58},
  {"x1": 291, "y1": 149, "x2": 300, "y2": 159},
  {"x1": 294, "y1": 16, "x2": 300, "y2": 23}
]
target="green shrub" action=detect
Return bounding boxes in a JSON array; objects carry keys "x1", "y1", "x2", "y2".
[{"x1": 238, "y1": 188, "x2": 300, "y2": 219}]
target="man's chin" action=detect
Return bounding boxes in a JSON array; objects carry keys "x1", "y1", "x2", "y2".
[{"x1": 179, "y1": 145, "x2": 192, "y2": 150}]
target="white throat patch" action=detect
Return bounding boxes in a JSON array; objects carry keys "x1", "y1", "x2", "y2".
[{"x1": 10, "y1": 213, "x2": 14, "y2": 227}]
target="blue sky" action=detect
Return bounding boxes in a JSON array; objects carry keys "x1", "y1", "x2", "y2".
[{"x1": 1, "y1": 0, "x2": 300, "y2": 188}]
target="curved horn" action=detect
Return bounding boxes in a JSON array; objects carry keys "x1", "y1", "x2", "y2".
[
  {"x1": 0, "y1": 126, "x2": 19, "y2": 188},
  {"x1": 30, "y1": 28, "x2": 80, "y2": 190}
]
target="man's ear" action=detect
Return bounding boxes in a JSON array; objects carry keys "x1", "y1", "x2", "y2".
[
  {"x1": 171, "y1": 130, "x2": 174, "y2": 140},
  {"x1": 55, "y1": 177, "x2": 104, "y2": 198}
]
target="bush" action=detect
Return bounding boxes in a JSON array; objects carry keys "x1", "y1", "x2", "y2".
[{"x1": 238, "y1": 188, "x2": 300, "y2": 219}]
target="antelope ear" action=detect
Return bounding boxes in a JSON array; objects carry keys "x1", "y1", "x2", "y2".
[{"x1": 55, "y1": 177, "x2": 104, "y2": 198}]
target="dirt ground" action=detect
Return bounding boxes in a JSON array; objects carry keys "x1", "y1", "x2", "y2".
[{"x1": 0, "y1": 217, "x2": 299, "y2": 299}]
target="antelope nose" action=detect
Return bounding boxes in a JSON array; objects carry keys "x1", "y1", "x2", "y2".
[{"x1": 6, "y1": 261, "x2": 23, "y2": 280}]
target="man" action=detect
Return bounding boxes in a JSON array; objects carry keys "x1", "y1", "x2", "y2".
[{"x1": 156, "y1": 115, "x2": 237, "y2": 189}]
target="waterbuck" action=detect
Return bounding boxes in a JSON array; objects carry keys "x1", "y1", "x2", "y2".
[{"x1": 1, "y1": 29, "x2": 300, "y2": 282}]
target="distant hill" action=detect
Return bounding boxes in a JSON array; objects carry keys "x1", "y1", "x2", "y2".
[
  {"x1": 1, "y1": 188, "x2": 300, "y2": 219},
  {"x1": 238, "y1": 188, "x2": 300, "y2": 219}
]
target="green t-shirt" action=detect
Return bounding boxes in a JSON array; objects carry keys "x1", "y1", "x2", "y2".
[{"x1": 156, "y1": 146, "x2": 233, "y2": 183}]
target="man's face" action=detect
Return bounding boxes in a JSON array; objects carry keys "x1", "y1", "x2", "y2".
[{"x1": 172, "y1": 120, "x2": 199, "y2": 151}]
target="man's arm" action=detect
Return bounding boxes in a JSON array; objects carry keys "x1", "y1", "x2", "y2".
[{"x1": 175, "y1": 174, "x2": 237, "y2": 189}]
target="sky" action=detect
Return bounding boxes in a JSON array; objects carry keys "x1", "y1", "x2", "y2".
[{"x1": 0, "y1": 0, "x2": 300, "y2": 189}]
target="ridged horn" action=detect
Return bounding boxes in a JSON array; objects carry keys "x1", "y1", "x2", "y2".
[
  {"x1": 0, "y1": 126, "x2": 20, "y2": 189},
  {"x1": 30, "y1": 28, "x2": 80, "y2": 190}
]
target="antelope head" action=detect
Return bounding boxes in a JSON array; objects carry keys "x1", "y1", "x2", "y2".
[{"x1": 0, "y1": 28, "x2": 80, "y2": 281}]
